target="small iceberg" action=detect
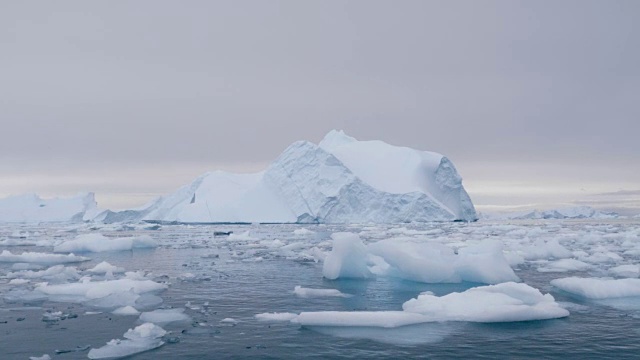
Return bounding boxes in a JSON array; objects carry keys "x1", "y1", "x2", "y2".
[{"x1": 88, "y1": 323, "x2": 166, "y2": 359}]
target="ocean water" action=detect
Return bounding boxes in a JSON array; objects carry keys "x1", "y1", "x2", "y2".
[{"x1": 1, "y1": 220, "x2": 640, "y2": 359}]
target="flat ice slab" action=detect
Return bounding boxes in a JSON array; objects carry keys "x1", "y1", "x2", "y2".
[
  {"x1": 0, "y1": 250, "x2": 89, "y2": 265},
  {"x1": 54, "y1": 234, "x2": 157, "y2": 253},
  {"x1": 551, "y1": 277, "x2": 640, "y2": 299},
  {"x1": 287, "y1": 282, "x2": 568, "y2": 328}
]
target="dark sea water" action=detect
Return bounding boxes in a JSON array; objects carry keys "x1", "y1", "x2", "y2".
[{"x1": 1, "y1": 221, "x2": 640, "y2": 359}]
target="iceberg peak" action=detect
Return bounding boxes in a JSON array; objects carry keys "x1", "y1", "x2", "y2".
[{"x1": 319, "y1": 129, "x2": 358, "y2": 151}]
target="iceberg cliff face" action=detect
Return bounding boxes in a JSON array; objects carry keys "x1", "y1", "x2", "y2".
[
  {"x1": 264, "y1": 141, "x2": 459, "y2": 223},
  {"x1": 0, "y1": 193, "x2": 98, "y2": 223},
  {"x1": 142, "y1": 131, "x2": 476, "y2": 224},
  {"x1": 318, "y1": 130, "x2": 476, "y2": 221}
]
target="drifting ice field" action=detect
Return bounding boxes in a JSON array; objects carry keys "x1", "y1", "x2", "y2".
[{"x1": 1, "y1": 220, "x2": 640, "y2": 359}]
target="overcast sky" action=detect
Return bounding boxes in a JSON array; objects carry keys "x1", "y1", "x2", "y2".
[{"x1": 1, "y1": 1, "x2": 639, "y2": 213}]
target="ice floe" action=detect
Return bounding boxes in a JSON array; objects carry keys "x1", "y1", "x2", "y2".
[
  {"x1": 0, "y1": 250, "x2": 89, "y2": 265},
  {"x1": 551, "y1": 277, "x2": 640, "y2": 299},
  {"x1": 33, "y1": 278, "x2": 167, "y2": 309},
  {"x1": 54, "y1": 234, "x2": 157, "y2": 253},
  {"x1": 280, "y1": 283, "x2": 568, "y2": 328},
  {"x1": 87, "y1": 261, "x2": 126, "y2": 274},
  {"x1": 609, "y1": 264, "x2": 639, "y2": 278},
  {"x1": 139, "y1": 308, "x2": 191, "y2": 325},
  {"x1": 537, "y1": 259, "x2": 592, "y2": 273},
  {"x1": 87, "y1": 323, "x2": 166, "y2": 359},
  {"x1": 324, "y1": 233, "x2": 518, "y2": 284},
  {"x1": 7, "y1": 265, "x2": 81, "y2": 282},
  {"x1": 112, "y1": 306, "x2": 140, "y2": 315},
  {"x1": 255, "y1": 312, "x2": 299, "y2": 322},
  {"x1": 293, "y1": 286, "x2": 351, "y2": 298},
  {"x1": 322, "y1": 233, "x2": 372, "y2": 280}
]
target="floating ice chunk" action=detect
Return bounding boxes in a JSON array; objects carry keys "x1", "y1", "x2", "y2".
[
  {"x1": 227, "y1": 231, "x2": 258, "y2": 241},
  {"x1": 522, "y1": 239, "x2": 573, "y2": 260},
  {"x1": 292, "y1": 282, "x2": 568, "y2": 327},
  {"x1": 220, "y1": 318, "x2": 238, "y2": 324},
  {"x1": 296, "y1": 247, "x2": 326, "y2": 263},
  {"x1": 42, "y1": 311, "x2": 64, "y2": 322},
  {"x1": 503, "y1": 252, "x2": 526, "y2": 267},
  {"x1": 255, "y1": 312, "x2": 299, "y2": 322},
  {"x1": 322, "y1": 233, "x2": 372, "y2": 280},
  {"x1": 579, "y1": 251, "x2": 624, "y2": 264},
  {"x1": 368, "y1": 240, "x2": 458, "y2": 283},
  {"x1": 293, "y1": 286, "x2": 351, "y2": 298},
  {"x1": 178, "y1": 273, "x2": 196, "y2": 281},
  {"x1": 402, "y1": 282, "x2": 569, "y2": 322},
  {"x1": 29, "y1": 355, "x2": 51, "y2": 360},
  {"x1": 294, "y1": 311, "x2": 427, "y2": 328},
  {"x1": 3, "y1": 288, "x2": 48, "y2": 303},
  {"x1": 7, "y1": 265, "x2": 81, "y2": 282},
  {"x1": 609, "y1": 264, "x2": 640, "y2": 278},
  {"x1": 367, "y1": 239, "x2": 518, "y2": 284},
  {"x1": 54, "y1": 234, "x2": 157, "y2": 253},
  {"x1": 0, "y1": 238, "x2": 39, "y2": 246},
  {"x1": 0, "y1": 250, "x2": 89, "y2": 265},
  {"x1": 551, "y1": 277, "x2": 640, "y2": 299},
  {"x1": 293, "y1": 228, "x2": 315, "y2": 236},
  {"x1": 455, "y1": 240, "x2": 520, "y2": 284},
  {"x1": 87, "y1": 261, "x2": 125, "y2": 274},
  {"x1": 35, "y1": 278, "x2": 167, "y2": 309},
  {"x1": 112, "y1": 306, "x2": 140, "y2": 316},
  {"x1": 139, "y1": 308, "x2": 191, "y2": 325},
  {"x1": 11, "y1": 263, "x2": 44, "y2": 271},
  {"x1": 537, "y1": 259, "x2": 592, "y2": 273},
  {"x1": 87, "y1": 323, "x2": 166, "y2": 359},
  {"x1": 8, "y1": 279, "x2": 30, "y2": 285}
]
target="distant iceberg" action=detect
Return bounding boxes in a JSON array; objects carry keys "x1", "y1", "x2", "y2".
[
  {"x1": 141, "y1": 130, "x2": 477, "y2": 224},
  {"x1": 481, "y1": 206, "x2": 619, "y2": 221},
  {"x1": 0, "y1": 193, "x2": 98, "y2": 223}
]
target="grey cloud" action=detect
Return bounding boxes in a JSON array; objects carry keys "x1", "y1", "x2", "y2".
[{"x1": 1, "y1": 1, "x2": 638, "y2": 208}]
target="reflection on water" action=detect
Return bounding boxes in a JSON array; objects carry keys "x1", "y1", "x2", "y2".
[{"x1": 306, "y1": 322, "x2": 462, "y2": 346}]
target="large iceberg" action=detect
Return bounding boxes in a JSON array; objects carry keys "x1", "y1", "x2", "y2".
[
  {"x1": 142, "y1": 130, "x2": 476, "y2": 224},
  {"x1": 0, "y1": 193, "x2": 98, "y2": 223}
]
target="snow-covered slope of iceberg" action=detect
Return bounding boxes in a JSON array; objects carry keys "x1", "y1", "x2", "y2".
[
  {"x1": 0, "y1": 193, "x2": 98, "y2": 223},
  {"x1": 142, "y1": 171, "x2": 297, "y2": 223},
  {"x1": 141, "y1": 130, "x2": 476, "y2": 224}
]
